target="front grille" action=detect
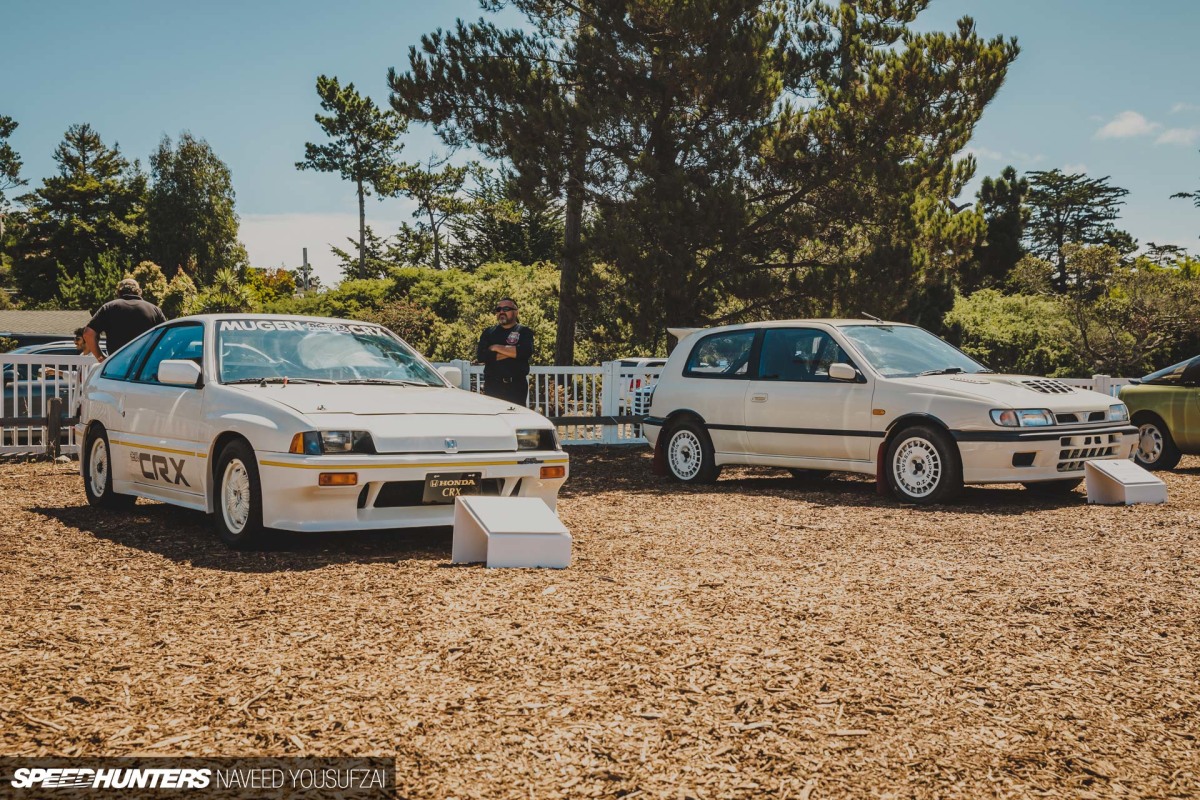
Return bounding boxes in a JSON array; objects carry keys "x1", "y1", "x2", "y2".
[
  {"x1": 361, "y1": 478, "x2": 507, "y2": 508},
  {"x1": 1057, "y1": 433, "x2": 1123, "y2": 472},
  {"x1": 1054, "y1": 410, "x2": 1107, "y2": 425},
  {"x1": 1022, "y1": 379, "x2": 1076, "y2": 394}
]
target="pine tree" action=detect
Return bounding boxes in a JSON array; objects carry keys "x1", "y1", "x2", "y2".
[
  {"x1": 147, "y1": 132, "x2": 246, "y2": 283},
  {"x1": 0, "y1": 115, "x2": 27, "y2": 241},
  {"x1": 297, "y1": 76, "x2": 408, "y2": 280},
  {"x1": 1024, "y1": 169, "x2": 1132, "y2": 291},
  {"x1": 14, "y1": 124, "x2": 146, "y2": 304},
  {"x1": 963, "y1": 166, "x2": 1028, "y2": 292}
]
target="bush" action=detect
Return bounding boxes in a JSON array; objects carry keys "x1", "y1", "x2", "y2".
[{"x1": 944, "y1": 289, "x2": 1085, "y2": 377}]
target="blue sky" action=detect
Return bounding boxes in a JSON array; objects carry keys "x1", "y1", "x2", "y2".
[{"x1": 5, "y1": 0, "x2": 1199, "y2": 286}]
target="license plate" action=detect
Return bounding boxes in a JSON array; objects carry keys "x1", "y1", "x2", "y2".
[{"x1": 422, "y1": 472, "x2": 482, "y2": 504}]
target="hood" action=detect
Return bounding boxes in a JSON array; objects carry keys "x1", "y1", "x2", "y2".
[
  {"x1": 230, "y1": 384, "x2": 545, "y2": 453},
  {"x1": 888, "y1": 373, "x2": 1116, "y2": 410}
]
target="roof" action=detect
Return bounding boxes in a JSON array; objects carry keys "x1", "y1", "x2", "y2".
[{"x1": 0, "y1": 309, "x2": 93, "y2": 336}]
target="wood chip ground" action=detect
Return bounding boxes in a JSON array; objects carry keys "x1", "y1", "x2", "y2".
[{"x1": 1, "y1": 449, "x2": 1197, "y2": 799}]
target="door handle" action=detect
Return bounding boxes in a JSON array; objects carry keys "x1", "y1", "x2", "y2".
[{"x1": 751, "y1": 393, "x2": 768, "y2": 403}]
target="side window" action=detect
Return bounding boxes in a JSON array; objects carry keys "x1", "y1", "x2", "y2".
[
  {"x1": 758, "y1": 329, "x2": 853, "y2": 382},
  {"x1": 1182, "y1": 357, "x2": 1200, "y2": 386},
  {"x1": 134, "y1": 324, "x2": 204, "y2": 384},
  {"x1": 100, "y1": 330, "x2": 158, "y2": 382},
  {"x1": 684, "y1": 330, "x2": 757, "y2": 378}
]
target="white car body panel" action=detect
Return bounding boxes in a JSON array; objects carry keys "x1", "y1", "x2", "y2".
[
  {"x1": 645, "y1": 320, "x2": 1137, "y2": 485},
  {"x1": 77, "y1": 314, "x2": 568, "y2": 532}
]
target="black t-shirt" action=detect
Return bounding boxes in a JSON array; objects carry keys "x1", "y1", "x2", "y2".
[
  {"x1": 87, "y1": 294, "x2": 166, "y2": 354},
  {"x1": 475, "y1": 323, "x2": 534, "y2": 379}
]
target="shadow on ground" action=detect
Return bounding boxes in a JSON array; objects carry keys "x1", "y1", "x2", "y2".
[{"x1": 34, "y1": 503, "x2": 453, "y2": 574}]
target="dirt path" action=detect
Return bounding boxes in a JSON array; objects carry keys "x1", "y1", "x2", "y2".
[{"x1": 1, "y1": 450, "x2": 1197, "y2": 798}]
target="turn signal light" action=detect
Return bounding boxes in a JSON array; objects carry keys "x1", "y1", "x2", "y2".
[
  {"x1": 319, "y1": 472, "x2": 358, "y2": 486},
  {"x1": 540, "y1": 465, "x2": 566, "y2": 479}
]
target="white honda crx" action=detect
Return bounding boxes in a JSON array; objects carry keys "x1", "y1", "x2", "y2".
[{"x1": 77, "y1": 314, "x2": 567, "y2": 547}]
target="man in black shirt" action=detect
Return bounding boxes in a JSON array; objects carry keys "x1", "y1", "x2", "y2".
[
  {"x1": 83, "y1": 278, "x2": 166, "y2": 362},
  {"x1": 475, "y1": 297, "x2": 534, "y2": 407}
]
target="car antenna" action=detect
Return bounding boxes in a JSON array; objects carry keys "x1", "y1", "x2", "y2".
[{"x1": 861, "y1": 311, "x2": 882, "y2": 322}]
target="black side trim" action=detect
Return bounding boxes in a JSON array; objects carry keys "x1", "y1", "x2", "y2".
[
  {"x1": 952, "y1": 424, "x2": 1137, "y2": 442},
  {"x1": 706, "y1": 423, "x2": 886, "y2": 438},
  {"x1": 642, "y1": 416, "x2": 667, "y2": 427}
]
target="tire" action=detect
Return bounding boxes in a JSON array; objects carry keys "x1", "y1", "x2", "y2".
[
  {"x1": 82, "y1": 426, "x2": 136, "y2": 510},
  {"x1": 213, "y1": 440, "x2": 266, "y2": 548},
  {"x1": 664, "y1": 421, "x2": 720, "y2": 484},
  {"x1": 788, "y1": 469, "x2": 830, "y2": 482},
  {"x1": 885, "y1": 424, "x2": 962, "y2": 504},
  {"x1": 1022, "y1": 478, "x2": 1083, "y2": 495},
  {"x1": 1133, "y1": 415, "x2": 1182, "y2": 471}
]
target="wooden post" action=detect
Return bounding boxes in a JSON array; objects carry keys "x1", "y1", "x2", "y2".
[{"x1": 46, "y1": 397, "x2": 63, "y2": 459}]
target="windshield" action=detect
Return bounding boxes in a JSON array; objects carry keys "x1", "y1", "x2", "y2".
[
  {"x1": 839, "y1": 325, "x2": 989, "y2": 378},
  {"x1": 216, "y1": 319, "x2": 446, "y2": 386},
  {"x1": 1139, "y1": 356, "x2": 1200, "y2": 386}
]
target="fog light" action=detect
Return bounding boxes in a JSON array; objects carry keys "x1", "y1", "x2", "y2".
[
  {"x1": 319, "y1": 472, "x2": 358, "y2": 486},
  {"x1": 540, "y1": 465, "x2": 566, "y2": 479}
]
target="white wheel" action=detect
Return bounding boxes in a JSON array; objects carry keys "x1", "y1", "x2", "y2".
[
  {"x1": 221, "y1": 459, "x2": 252, "y2": 534},
  {"x1": 884, "y1": 424, "x2": 962, "y2": 504},
  {"x1": 82, "y1": 426, "x2": 135, "y2": 509},
  {"x1": 664, "y1": 422, "x2": 719, "y2": 483},
  {"x1": 892, "y1": 437, "x2": 942, "y2": 498},
  {"x1": 213, "y1": 440, "x2": 264, "y2": 547}
]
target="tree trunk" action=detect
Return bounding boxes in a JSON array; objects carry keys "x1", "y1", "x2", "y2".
[
  {"x1": 357, "y1": 178, "x2": 367, "y2": 278},
  {"x1": 555, "y1": 143, "x2": 585, "y2": 366}
]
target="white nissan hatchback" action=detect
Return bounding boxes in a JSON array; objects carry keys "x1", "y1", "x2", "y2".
[
  {"x1": 77, "y1": 315, "x2": 568, "y2": 547},
  {"x1": 642, "y1": 320, "x2": 1137, "y2": 503}
]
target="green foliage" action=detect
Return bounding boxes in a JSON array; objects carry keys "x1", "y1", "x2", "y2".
[
  {"x1": 945, "y1": 289, "x2": 1084, "y2": 377},
  {"x1": 963, "y1": 166, "x2": 1028, "y2": 292},
  {"x1": 128, "y1": 261, "x2": 168, "y2": 306},
  {"x1": 390, "y1": 261, "x2": 562, "y2": 362},
  {"x1": 1171, "y1": 147, "x2": 1200, "y2": 218},
  {"x1": 448, "y1": 168, "x2": 563, "y2": 270},
  {"x1": 13, "y1": 124, "x2": 146, "y2": 304},
  {"x1": 298, "y1": 75, "x2": 408, "y2": 280},
  {"x1": 1024, "y1": 169, "x2": 1132, "y2": 290},
  {"x1": 329, "y1": 225, "x2": 397, "y2": 279},
  {"x1": 392, "y1": 157, "x2": 475, "y2": 270},
  {"x1": 193, "y1": 267, "x2": 257, "y2": 314},
  {"x1": 0, "y1": 336, "x2": 17, "y2": 353},
  {"x1": 161, "y1": 268, "x2": 199, "y2": 318},
  {"x1": 0, "y1": 115, "x2": 27, "y2": 240},
  {"x1": 244, "y1": 267, "x2": 296, "y2": 307},
  {"x1": 264, "y1": 278, "x2": 392, "y2": 319},
  {"x1": 359, "y1": 299, "x2": 438, "y2": 354},
  {"x1": 57, "y1": 251, "x2": 129, "y2": 311},
  {"x1": 147, "y1": 132, "x2": 246, "y2": 283}
]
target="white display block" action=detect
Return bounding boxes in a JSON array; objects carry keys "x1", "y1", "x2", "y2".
[
  {"x1": 1085, "y1": 459, "x2": 1167, "y2": 505},
  {"x1": 451, "y1": 496, "x2": 572, "y2": 569}
]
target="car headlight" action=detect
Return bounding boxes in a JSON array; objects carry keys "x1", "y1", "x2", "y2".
[
  {"x1": 1108, "y1": 403, "x2": 1129, "y2": 422},
  {"x1": 990, "y1": 409, "x2": 1054, "y2": 427},
  {"x1": 289, "y1": 430, "x2": 376, "y2": 454},
  {"x1": 516, "y1": 428, "x2": 558, "y2": 451}
]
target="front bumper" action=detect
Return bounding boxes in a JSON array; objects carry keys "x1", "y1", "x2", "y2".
[
  {"x1": 255, "y1": 449, "x2": 569, "y2": 532},
  {"x1": 954, "y1": 424, "x2": 1138, "y2": 483}
]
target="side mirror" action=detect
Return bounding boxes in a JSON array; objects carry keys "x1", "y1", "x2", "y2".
[
  {"x1": 438, "y1": 366, "x2": 463, "y2": 387},
  {"x1": 828, "y1": 363, "x2": 859, "y2": 382},
  {"x1": 158, "y1": 359, "x2": 203, "y2": 387}
]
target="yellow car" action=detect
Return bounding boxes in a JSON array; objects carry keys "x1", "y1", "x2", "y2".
[{"x1": 1119, "y1": 356, "x2": 1200, "y2": 470}]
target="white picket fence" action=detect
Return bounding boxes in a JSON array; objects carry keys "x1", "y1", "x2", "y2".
[
  {"x1": 1, "y1": 351, "x2": 1133, "y2": 455},
  {"x1": 1, "y1": 354, "x2": 93, "y2": 455}
]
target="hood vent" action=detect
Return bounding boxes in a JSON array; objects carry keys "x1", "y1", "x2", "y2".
[{"x1": 1020, "y1": 379, "x2": 1076, "y2": 395}]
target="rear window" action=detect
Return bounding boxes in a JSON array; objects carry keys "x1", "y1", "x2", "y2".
[
  {"x1": 684, "y1": 330, "x2": 757, "y2": 378},
  {"x1": 1140, "y1": 356, "x2": 1200, "y2": 386}
]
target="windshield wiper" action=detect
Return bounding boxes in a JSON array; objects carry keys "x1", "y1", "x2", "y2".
[
  {"x1": 224, "y1": 377, "x2": 335, "y2": 385},
  {"x1": 333, "y1": 378, "x2": 432, "y2": 386},
  {"x1": 917, "y1": 367, "x2": 965, "y2": 377}
]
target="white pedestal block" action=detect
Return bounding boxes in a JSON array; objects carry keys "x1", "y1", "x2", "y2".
[
  {"x1": 1085, "y1": 459, "x2": 1167, "y2": 505},
  {"x1": 451, "y1": 496, "x2": 572, "y2": 569}
]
